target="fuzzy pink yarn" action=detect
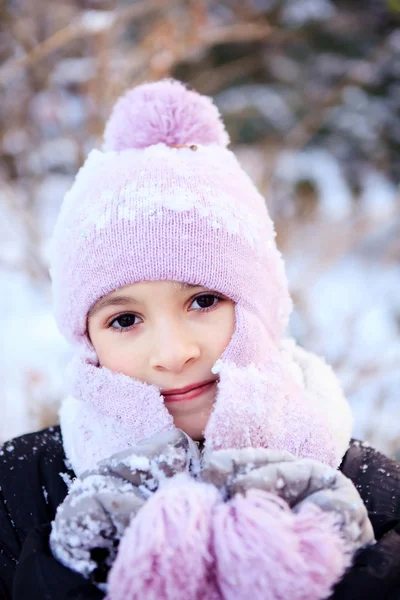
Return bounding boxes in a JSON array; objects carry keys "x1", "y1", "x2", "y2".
[
  {"x1": 107, "y1": 474, "x2": 220, "y2": 600},
  {"x1": 212, "y1": 489, "x2": 350, "y2": 600},
  {"x1": 103, "y1": 79, "x2": 230, "y2": 151},
  {"x1": 107, "y1": 477, "x2": 351, "y2": 600},
  {"x1": 61, "y1": 345, "x2": 343, "y2": 477},
  {"x1": 60, "y1": 355, "x2": 174, "y2": 476},
  {"x1": 204, "y1": 356, "x2": 338, "y2": 467}
]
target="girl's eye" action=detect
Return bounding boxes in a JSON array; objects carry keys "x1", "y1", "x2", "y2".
[
  {"x1": 107, "y1": 293, "x2": 223, "y2": 333},
  {"x1": 108, "y1": 313, "x2": 140, "y2": 332},
  {"x1": 190, "y1": 293, "x2": 222, "y2": 311}
]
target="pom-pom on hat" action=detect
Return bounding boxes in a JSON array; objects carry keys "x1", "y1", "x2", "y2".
[
  {"x1": 52, "y1": 79, "x2": 353, "y2": 470},
  {"x1": 103, "y1": 78, "x2": 230, "y2": 151}
]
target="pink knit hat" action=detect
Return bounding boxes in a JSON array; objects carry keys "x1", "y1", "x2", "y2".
[
  {"x1": 51, "y1": 80, "x2": 352, "y2": 475},
  {"x1": 49, "y1": 79, "x2": 290, "y2": 361}
]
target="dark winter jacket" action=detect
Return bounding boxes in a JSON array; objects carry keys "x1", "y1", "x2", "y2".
[{"x1": 0, "y1": 426, "x2": 399, "y2": 600}]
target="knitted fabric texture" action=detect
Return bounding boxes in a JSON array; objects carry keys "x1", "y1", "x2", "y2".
[
  {"x1": 60, "y1": 337, "x2": 352, "y2": 476},
  {"x1": 50, "y1": 79, "x2": 353, "y2": 474}
]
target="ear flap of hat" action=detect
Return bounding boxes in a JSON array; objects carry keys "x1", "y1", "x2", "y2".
[{"x1": 204, "y1": 305, "x2": 352, "y2": 467}]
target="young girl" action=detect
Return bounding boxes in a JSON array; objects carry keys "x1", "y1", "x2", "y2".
[{"x1": 1, "y1": 80, "x2": 399, "y2": 600}]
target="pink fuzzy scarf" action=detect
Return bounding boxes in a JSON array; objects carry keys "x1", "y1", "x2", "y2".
[{"x1": 60, "y1": 338, "x2": 353, "y2": 477}]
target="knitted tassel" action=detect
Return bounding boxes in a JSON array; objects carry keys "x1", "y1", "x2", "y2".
[
  {"x1": 108, "y1": 480, "x2": 351, "y2": 600},
  {"x1": 212, "y1": 488, "x2": 351, "y2": 600},
  {"x1": 107, "y1": 474, "x2": 220, "y2": 600}
]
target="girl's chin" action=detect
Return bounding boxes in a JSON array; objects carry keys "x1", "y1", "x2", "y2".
[
  {"x1": 164, "y1": 386, "x2": 217, "y2": 438},
  {"x1": 168, "y1": 404, "x2": 214, "y2": 440}
]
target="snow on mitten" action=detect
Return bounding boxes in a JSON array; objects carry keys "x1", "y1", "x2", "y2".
[
  {"x1": 50, "y1": 474, "x2": 143, "y2": 587},
  {"x1": 60, "y1": 354, "x2": 176, "y2": 476},
  {"x1": 107, "y1": 447, "x2": 375, "y2": 600},
  {"x1": 204, "y1": 447, "x2": 375, "y2": 600},
  {"x1": 96, "y1": 427, "x2": 201, "y2": 485},
  {"x1": 107, "y1": 474, "x2": 221, "y2": 600},
  {"x1": 205, "y1": 356, "x2": 338, "y2": 467},
  {"x1": 50, "y1": 429, "x2": 199, "y2": 588},
  {"x1": 203, "y1": 447, "x2": 375, "y2": 551}
]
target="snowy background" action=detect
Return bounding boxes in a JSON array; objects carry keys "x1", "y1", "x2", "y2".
[{"x1": 1, "y1": 0, "x2": 399, "y2": 458}]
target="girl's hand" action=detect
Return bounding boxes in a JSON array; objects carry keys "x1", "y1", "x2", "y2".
[
  {"x1": 50, "y1": 429, "x2": 199, "y2": 587},
  {"x1": 202, "y1": 446, "x2": 375, "y2": 551},
  {"x1": 107, "y1": 447, "x2": 375, "y2": 600},
  {"x1": 51, "y1": 433, "x2": 375, "y2": 600}
]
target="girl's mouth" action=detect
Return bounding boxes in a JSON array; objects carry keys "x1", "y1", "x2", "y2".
[{"x1": 162, "y1": 379, "x2": 218, "y2": 403}]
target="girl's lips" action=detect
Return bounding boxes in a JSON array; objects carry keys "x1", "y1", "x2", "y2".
[{"x1": 162, "y1": 380, "x2": 218, "y2": 403}]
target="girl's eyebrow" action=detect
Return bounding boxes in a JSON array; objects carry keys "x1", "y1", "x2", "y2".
[
  {"x1": 88, "y1": 295, "x2": 136, "y2": 318},
  {"x1": 88, "y1": 283, "x2": 202, "y2": 318}
]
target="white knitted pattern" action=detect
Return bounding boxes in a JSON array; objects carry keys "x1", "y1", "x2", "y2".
[{"x1": 60, "y1": 145, "x2": 273, "y2": 253}]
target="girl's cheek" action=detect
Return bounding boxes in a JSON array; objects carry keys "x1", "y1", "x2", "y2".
[{"x1": 106, "y1": 342, "x2": 146, "y2": 380}]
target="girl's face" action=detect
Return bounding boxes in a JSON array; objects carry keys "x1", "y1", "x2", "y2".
[{"x1": 87, "y1": 281, "x2": 236, "y2": 440}]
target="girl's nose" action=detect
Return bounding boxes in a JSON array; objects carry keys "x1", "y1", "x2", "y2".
[{"x1": 149, "y1": 326, "x2": 201, "y2": 373}]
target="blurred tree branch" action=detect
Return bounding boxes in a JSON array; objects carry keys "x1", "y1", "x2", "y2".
[{"x1": 0, "y1": 0, "x2": 185, "y2": 87}]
